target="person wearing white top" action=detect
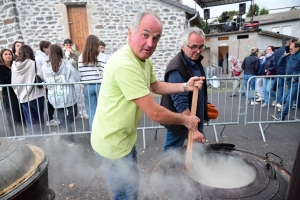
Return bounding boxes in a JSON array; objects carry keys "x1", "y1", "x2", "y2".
[
  {"x1": 78, "y1": 35, "x2": 109, "y2": 131},
  {"x1": 35, "y1": 41, "x2": 60, "y2": 126}
]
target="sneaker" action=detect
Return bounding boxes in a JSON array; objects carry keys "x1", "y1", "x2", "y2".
[
  {"x1": 256, "y1": 97, "x2": 264, "y2": 102},
  {"x1": 250, "y1": 101, "x2": 258, "y2": 105},
  {"x1": 276, "y1": 103, "x2": 283, "y2": 109},
  {"x1": 46, "y1": 119, "x2": 60, "y2": 126},
  {"x1": 67, "y1": 142, "x2": 74, "y2": 147},
  {"x1": 81, "y1": 113, "x2": 89, "y2": 119},
  {"x1": 271, "y1": 114, "x2": 283, "y2": 121},
  {"x1": 292, "y1": 104, "x2": 297, "y2": 109},
  {"x1": 261, "y1": 103, "x2": 268, "y2": 107},
  {"x1": 245, "y1": 100, "x2": 250, "y2": 104},
  {"x1": 271, "y1": 101, "x2": 277, "y2": 106}
]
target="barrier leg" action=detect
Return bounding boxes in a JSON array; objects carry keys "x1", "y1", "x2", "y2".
[
  {"x1": 258, "y1": 123, "x2": 267, "y2": 142},
  {"x1": 219, "y1": 125, "x2": 226, "y2": 135},
  {"x1": 154, "y1": 128, "x2": 158, "y2": 140},
  {"x1": 143, "y1": 129, "x2": 146, "y2": 149},
  {"x1": 213, "y1": 124, "x2": 219, "y2": 142}
]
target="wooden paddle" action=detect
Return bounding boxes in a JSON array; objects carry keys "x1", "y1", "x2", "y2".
[{"x1": 186, "y1": 87, "x2": 199, "y2": 172}]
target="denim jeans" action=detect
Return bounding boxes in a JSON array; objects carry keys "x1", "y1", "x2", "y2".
[
  {"x1": 21, "y1": 97, "x2": 44, "y2": 135},
  {"x1": 243, "y1": 75, "x2": 256, "y2": 100},
  {"x1": 272, "y1": 77, "x2": 285, "y2": 104},
  {"x1": 3, "y1": 94, "x2": 24, "y2": 136},
  {"x1": 263, "y1": 78, "x2": 276, "y2": 105},
  {"x1": 84, "y1": 83, "x2": 101, "y2": 131},
  {"x1": 96, "y1": 146, "x2": 139, "y2": 200},
  {"x1": 280, "y1": 82, "x2": 300, "y2": 119},
  {"x1": 164, "y1": 120, "x2": 204, "y2": 152},
  {"x1": 56, "y1": 104, "x2": 77, "y2": 144}
]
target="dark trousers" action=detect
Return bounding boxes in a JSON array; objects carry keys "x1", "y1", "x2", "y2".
[
  {"x1": 45, "y1": 88, "x2": 55, "y2": 120},
  {"x1": 56, "y1": 104, "x2": 77, "y2": 144},
  {"x1": 3, "y1": 93, "x2": 24, "y2": 136},
  {"x1": 21, "y1": 97, "x2": 44, "y2": 135}
]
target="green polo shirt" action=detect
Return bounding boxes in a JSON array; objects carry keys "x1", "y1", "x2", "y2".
[{"x1": 91, "y1": 44, "x2": 156, "y2": 159}]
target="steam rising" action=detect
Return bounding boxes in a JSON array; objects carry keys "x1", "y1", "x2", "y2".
[
  {"x1": 188, "y1": 145, "x2": 256, "y2": 188},
  {"x1": 149, "y1": 143, "x2": 257, "y2": 199}
]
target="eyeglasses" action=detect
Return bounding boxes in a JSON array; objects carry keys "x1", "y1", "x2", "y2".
[{"x1": 187, "y1": 44, "x2": 206, "y2": 51}]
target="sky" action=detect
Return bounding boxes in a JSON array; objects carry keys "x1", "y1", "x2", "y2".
[{"x1": 182, "y1": 0, "x2": 300, "y2": 21}]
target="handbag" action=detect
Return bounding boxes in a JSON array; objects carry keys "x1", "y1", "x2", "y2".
[
  {"x1": 233, "y1": 71, "x2": 241, "y2": 76},
  {"x1": 207, "y1": 103, "x2": 219, "y2": 119},
  {"x1": 34, "y1": 62, "x2": 43, "y2": 88},
  {"x1": 266, "y1": 70, "x2": 275, "y2": 76}
]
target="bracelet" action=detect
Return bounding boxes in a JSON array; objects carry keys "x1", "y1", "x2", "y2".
[{"x1": 183, "y1": 83, "x2": 188, "y2": 92}]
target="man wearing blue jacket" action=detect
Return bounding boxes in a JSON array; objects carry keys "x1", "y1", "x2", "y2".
[{"x1": 273, "y1": 37, "x2": 292, "y2": 108}]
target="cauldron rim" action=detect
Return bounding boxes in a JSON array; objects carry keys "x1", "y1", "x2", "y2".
[{"x1": 149, "y1": 143, "x2": 291, "y2": 199}]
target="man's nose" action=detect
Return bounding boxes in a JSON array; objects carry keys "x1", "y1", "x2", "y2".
[{"x1": 146, "y1": 38, "x2": 154, "y2": 47}]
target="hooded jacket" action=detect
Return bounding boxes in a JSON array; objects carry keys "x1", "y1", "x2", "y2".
[
  {"x1": 11, "y1": 59, "x2": 44, "y2": 103},
  {"x1": 35, "y1": 51, "x2": 49, "y2": 66},
  {"x1": 42, "y1": 59, "x2": 81, "y2": 108}
]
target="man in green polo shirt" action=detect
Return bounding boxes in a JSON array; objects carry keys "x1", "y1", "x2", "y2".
[{"x1": 91, "y1": 11, "x2": 205, "y2": 200}]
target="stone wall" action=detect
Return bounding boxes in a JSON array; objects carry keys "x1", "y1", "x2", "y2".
[{"x1": 0, "y1": 0, "x2": 192, "y2": 80}]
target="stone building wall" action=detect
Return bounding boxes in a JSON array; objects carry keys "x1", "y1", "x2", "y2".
[{"x1": 0, "y1": 0, "x2": 192, "y2": 80}]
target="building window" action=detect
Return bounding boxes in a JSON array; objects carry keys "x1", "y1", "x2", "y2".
[
  {"x1": 271, "y1": 27, "x2": 280, "y2": 33},
  {"x1": 282, "y1": 25, "x2": 292, "y2": 35}
]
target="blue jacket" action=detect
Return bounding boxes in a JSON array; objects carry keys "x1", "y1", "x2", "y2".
[
  {"x1": 264, "y1": 54, "x2": 276, "y2": 74},
  {"x1": 278, "y1": 51, "x2": 300, "y2": 82},
  {"x1": 274, "y1": 45, "x2": 286, "y2": 75}
]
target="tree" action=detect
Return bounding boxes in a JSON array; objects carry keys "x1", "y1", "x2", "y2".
[
  {"x1": 259, "y1": 8, "x2": 269, "y2": 15},
  {"x1": 246, "y1": 4, "x2": 260, "y2": 17},
  {"x1": 290, "y1": 7, "x2": 297, "y2": 10}
]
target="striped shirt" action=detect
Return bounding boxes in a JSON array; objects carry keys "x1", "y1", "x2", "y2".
[{"x1": 78, "y1": 53, "x2": 109, "y2": 83}]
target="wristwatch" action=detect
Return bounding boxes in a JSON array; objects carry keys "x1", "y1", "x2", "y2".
[{"x1": 183, "y1": 83, "x2": 188, "y2": 92}]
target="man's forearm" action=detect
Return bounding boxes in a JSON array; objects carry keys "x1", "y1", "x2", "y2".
[{"x1": 151, "y1": 81, "x2": 185, "y2": 95}]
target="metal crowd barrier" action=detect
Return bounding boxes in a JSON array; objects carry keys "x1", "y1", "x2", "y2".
[
  {"x1": 1, "y1": 76, "x2": 299, "y2": 148},
  {"x1": 245, "y1": 75, "x2": 300, "y2": 142}
]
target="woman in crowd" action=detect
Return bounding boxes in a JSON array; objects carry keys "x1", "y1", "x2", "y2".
[
  {"x1": 261, "y1": 46, "x2": 277, "y2": 107},
  {"x1": 241, "y1": 47, "x2": 260, "y2": 105},
  {"x1": 12, "y1": 41, "x2": 24, "y2": 61},
  {"x1": 0, "y1": 49, "x2": 24, "y2": 136},
  {"x1": 11, "y1": 45, "x2": 44, "y2": 135},
  {"x1": 42, "y1": 44, "x2": 81, "y2": 146},
  {"x1": 272, "y1": 42, "x2": 300, "y2": 121},
  {"x1": 35, "y1": 40, "x2": 60, "y2": 126},
  {"x1": 228, "y1": 55, "x2": 244, "y2": 97},
  {"x1": 78, "y1": 35, "x2": 109, "y2": 131},
  {"x1": 255, "y1": 51, "x2": 265, "y2": 102}
]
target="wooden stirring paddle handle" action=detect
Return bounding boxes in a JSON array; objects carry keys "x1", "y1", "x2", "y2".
[{"x1": 186, "y1": 87, "x2": 199, "y2": 172}]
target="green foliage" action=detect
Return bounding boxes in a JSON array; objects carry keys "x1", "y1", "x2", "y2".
[
  {"x1": 246, "y1": 4, "x2": 260, "y2": 17},
  {"x1": 290, "y1": 7, "x2": 297, "y2": 10},
  {"x1": 199, "y1": 19, "x2": 208, "y2": 30},
  {"x1": 246, "y1": 4, "x2": 270, "y2": 17},
  {"x1": 260, "y1": 8, "x2": 269, "y2": 15}
]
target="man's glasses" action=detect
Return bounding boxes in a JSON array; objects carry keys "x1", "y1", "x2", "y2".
[{"x1": 187, "y1": 44, "x2": 206, "y2": 51}]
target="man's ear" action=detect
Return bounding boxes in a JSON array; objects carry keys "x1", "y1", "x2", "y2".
[{"x1": 128, "y1": 28, "x2": 132, "y2": 37}]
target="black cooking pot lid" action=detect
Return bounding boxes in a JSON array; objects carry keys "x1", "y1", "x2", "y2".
[{"x1": 0, "y1": 137, "x2": 35, "y2": 193}]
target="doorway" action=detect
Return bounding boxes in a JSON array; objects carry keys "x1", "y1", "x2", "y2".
[
  {"x1": 66, "y1": 6, "x2": 89, "y2": 52},
  {"x1": 218, "y1": 46, "x2": 229, "y2": 74}
]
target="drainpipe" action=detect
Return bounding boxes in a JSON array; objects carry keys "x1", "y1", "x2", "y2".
[{"x1": 188, "y1": 11, "x2": 199, "y2": 29}]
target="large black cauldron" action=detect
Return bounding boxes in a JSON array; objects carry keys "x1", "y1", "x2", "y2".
[
  {"x1": 0, "y1": 137, "x2": 55, "y2": 200},
  {"x1": 150, "y1": 143, "x2": 290, "y2": 200}
]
